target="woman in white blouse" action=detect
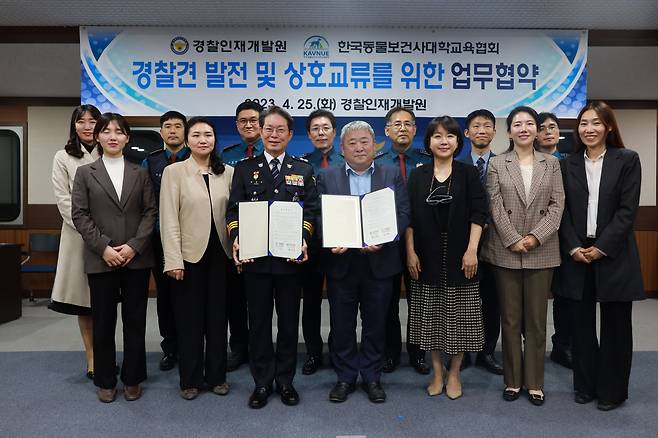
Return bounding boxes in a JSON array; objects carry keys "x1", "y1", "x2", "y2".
[{"x1": 49, "y1": 104, "x2": 101, "y2": 379}]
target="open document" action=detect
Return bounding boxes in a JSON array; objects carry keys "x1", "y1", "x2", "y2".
[{"x1": 238, "y1": 201, "x2": 303, "y2": 261}]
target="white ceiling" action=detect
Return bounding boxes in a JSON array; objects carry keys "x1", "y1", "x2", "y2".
[{"x1": 1, "y1": 0, "x2": 658, "y2": 29}]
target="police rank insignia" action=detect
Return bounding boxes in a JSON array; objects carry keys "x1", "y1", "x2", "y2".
[
  {"x1": 252, "y1": 170, "x2": 260, "y2": 180},
  {"x1": 285, "y1": 174, "x2": 304, "y2": 186}
]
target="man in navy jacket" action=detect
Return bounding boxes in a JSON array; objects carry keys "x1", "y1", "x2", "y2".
[{"x1": 317, "y1": 121, "x2": 410, "y2": 404}]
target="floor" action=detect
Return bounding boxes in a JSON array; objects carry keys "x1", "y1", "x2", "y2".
[{"x1": 1, "y1": 298, "x2": 657, "y2": 352}]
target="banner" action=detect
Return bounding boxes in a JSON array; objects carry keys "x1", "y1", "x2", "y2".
[{"x1": 80, "y1": 27, "x2": 587, "y2": 118}]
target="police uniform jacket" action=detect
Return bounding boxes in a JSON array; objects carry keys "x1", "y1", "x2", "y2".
[
  {"x1": 221, "y1": 138, "x2": 264, "y2": 166},
  {"x1": 226, "y1": 154, "x2": 319, "y2": 275},
  {"x1": 302, "y1": 146, "x2": 345, "y2": 174}
]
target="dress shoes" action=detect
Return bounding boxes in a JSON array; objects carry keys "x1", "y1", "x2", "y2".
[
  {"x1": 550, "y1": 347, "x2": 573, "y2": 369},
  {"x1": 410, "y1": 357, "x2": 431, "y2": 375},
  {"x1": 248, "y1": 385, "x2": 273, "y2": 409},
  {"x1": 597, "y1": 400, "x2": 622, "y2": 411},
  {"x1": 574, "y1": 392, "x2": 595, "y2": 404},
  {"x1": 97, "y1": 388, "x2": 117, "y2": 403},
  {"x1": 212, "y1": 382, "x2": 230, "y2": 396},
  {"x1": 382, "y1": 357, "x2": 399, "y2": 373},
  {"x1": 329, "y1": 382, "x2": 356, "y2": 403},
  {"x1": 159, "y1": 353, "x2": 177, "y2": 371},
  {"x1": 475, "y1": 353, "x2": 504, "y2": 375},
  {"x1": 124, "y1": 385, "x2": 142, "y2": 401},
  {"x1": 86, "y1": 370, "x2": 94, "y2": 380},
  {"x1": 227, "y1": 351, "x2": 248, "y2": 372},
  {"x1": 276, "y1": 384, "x2": 300, "y2": 406},
  {"x1": 179, "y1": 388, "x2": 199, "y2": 400},
  {"x1": 446, "y1": 379, "x2": 463, "y2": 400},
  {"x1": 502, "y1": 388, "x2": 521, "y2": 402},
  {"x1": 362, "y1": 382, "x2": 386, "y2": 403},
  {"x1": 302, "y1": 354, "x2": 322, "y2": 375}
]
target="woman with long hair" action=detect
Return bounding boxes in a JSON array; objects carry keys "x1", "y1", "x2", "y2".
[
  {"x1": 49, "y1": 104, "x2": 101, "y2": 379},
  {"x1": 558, "y1": 101, "x2": 644, "y2": 411}
]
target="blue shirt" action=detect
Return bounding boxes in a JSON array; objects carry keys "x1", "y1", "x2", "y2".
[
  {"x1": 140, "y1": 145, "x2": 190, "y2": 170},
  {"x1": 553, "y1": 150, "x2": 568, "y2": 161},
  {"x1": 376, "y1": 147, "x2": 431, "y2": 179},
  {"x1": 470, "y1": 150, "x2": 492, "y2": 170},
  {"x1": 220, "y1": 138, "x2": 264, "y2": 166},
  {"x1": 303, "y1": 146, "x2": 345, "y2": 174},
  {"x1": 346, "y1": 162, "x2": 374, "y2": 196}
]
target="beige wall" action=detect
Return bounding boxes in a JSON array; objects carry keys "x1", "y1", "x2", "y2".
[{"x1": 27, "y1": 106, "x2": 75, "y2": 204}]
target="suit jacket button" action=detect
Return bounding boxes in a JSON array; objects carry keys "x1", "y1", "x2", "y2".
[
  {"x1": 540, "y1": 209, "x2": 545, "y2": 215},
  {"x1": 274, "y1": 189, "x2": 279, "y2": 194},
  {"x1": 507, "y1": 210, "x2": 512, "y2": 214}
]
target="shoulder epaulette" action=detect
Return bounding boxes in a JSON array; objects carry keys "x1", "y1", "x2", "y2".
[
  {"x1": 292, "y1": 155, "x2": 309, "y2": 163},
  {"x1": 418, "y1": 149, "x2": 432, "y2": 156},
  {"x1": 374, "y1": 151, "x2": 386, "y2": 159},
  {"x1": 148, "y1": 149, "x2": 165, "y2": 156},
  {"x1": 222, "y1": 143, "x2": 241, "y2": 151}
]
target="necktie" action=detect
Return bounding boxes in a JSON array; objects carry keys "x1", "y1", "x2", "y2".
[
  {"x1": 398, "y1": 153, "x2": 407, "y2": 182},
  {"x1": 246, "y1": 144, "x2": 254, "y2": 158},
  {"x1": 169, "y1": 152, "x2": 177, "y2": 164},
  {"x1": 321, "y1": 153, "x2": 329, "y2": 169},
  {"x1": 476, "y1": 157, "x2": 486, "y2": 186},
  {"x1": 270, "y1": 157, "x2": 280, "y2": 182}
]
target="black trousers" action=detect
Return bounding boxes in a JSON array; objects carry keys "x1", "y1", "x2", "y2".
[
  {"x1": 226, "y1": 263, "x2": 249, "y2": 355},
  {"x1": 88, "y1": 268, "x2": 149, "y2": 389},
  {"x1": 302, "y1": 260, "x2": 325, "y2": 356},
  {"x1": 329, "y1": 255, "x2": 393, "y2": 384},
  {"x1": 479, "y1": 261, "x2": 501, "y2": 355},
  {"x1": 552, "y1": 294, "x2": 575, "y2": 352},
  {"x1": 171, "y1": 240, "x2": 228, "y2": 390},
  {"x1": 152, "y1": 234, "x2": 177, "y2": 356},
  {"x1": 573, "y1": 262, "x2": 633, "y2": 404},
  {"x1": 244, "y1": 272, "x2": 301, "y2": 387},
  {"x1": 384, "y1": 270, "x2": 424, "y2": 362}
]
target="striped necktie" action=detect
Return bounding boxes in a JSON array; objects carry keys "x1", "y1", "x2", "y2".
[
  {"x1": 270, "y1": 157, "x2": 280, "y2": 182},
  {"x1": 476, "y1": 157, "x2": 486, "y2": 186}
]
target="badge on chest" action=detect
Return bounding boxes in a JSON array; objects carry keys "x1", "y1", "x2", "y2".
[{"x1": 285, "y1": 174, "x2": 304, "y2": 187}]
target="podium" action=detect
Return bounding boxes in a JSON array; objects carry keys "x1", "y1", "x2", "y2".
[{"x1": 0, "y1": 243, "x2": 22, "y2": 324}]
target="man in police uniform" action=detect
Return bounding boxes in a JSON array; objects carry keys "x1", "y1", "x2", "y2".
[
  {"x1": 537, "y1": 112, "x2": 572, "y2": 369},
  {"x1": 299, "y1": 109, "x2": 344, "y2": 375},
  {"x1": 226, "y1": 106, "x2": 319, "y2": 409},
  {"x1": 458, "y1": 108, "x2": 504, "y2": 375},
  {"x1": 221, "y1": 101, "x2": 264, "y2": 371},
  {"x1": 376, "y1": 106, "x2": 431, "y2": 375},
  {"x1": 141, "y1": 111, "x2": 190, "y2": 371}
]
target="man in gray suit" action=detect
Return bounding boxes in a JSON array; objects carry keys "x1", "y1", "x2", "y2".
[{"x1": 458, "y1": 109, "x2": 503, "y2": 375}]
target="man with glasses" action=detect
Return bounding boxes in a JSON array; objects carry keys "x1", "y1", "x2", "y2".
[
  {"x1": 458, "y1": 108, "x2": 504, "y2": 375},
  {"x1": 537, "y1": 112, "x2": 572, "y2": 369},
  {"x1": 377, "y1": 107, "x2": 431, "y2": 375},
  {"x1": 221, "y1": 101, "x2": 264, "y2": 372},
  {"x1": 299, "y1": 110, "x2": 344, "y2": 375},
  {"x1": 318, "y1": 120, "x2": 410, "y2": 403},
  {"x1": 226, "y1": 106, "x2": 319, "y2": 409}
]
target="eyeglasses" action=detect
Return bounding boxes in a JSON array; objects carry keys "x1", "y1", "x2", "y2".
[
  {"x1": 539, "y1": 124, "x2": 558, "y2": 132},
  {"x1": 237, "y1": 118, "x2": 259, "y2": 127},
  {"x1": 426, "y1": 175, "x2": 452, "y2": 205},
  {"x1": 262, "y1": 126, "x2": 289, "y2": 136},
  {"x1": 387, "y1": 121, "x2": 415, "y2": 130},
  {"x1": 310, "y1": 125, "x2": 333, "y2": 134}
]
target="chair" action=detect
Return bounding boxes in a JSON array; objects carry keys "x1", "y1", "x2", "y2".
[{"x1": 20, "y1": 233, "x2": 60, "y2": 302}]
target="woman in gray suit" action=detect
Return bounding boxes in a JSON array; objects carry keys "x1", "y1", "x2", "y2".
[
  {"x1": 160, "y1": 117, "x2": 234, "y2": 400},
  {"x1": 480, "y1": 106, "x2": 564, "y2": 406},
  {"x1": 72, "y1": 113, "x2": 156, "y2": 403}
]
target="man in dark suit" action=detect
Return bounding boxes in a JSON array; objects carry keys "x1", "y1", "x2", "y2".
[
  {"x1": 226, "y1": 106, "x2": 319, "y2": 409},
  {"x1": 458, "y1": 109, "x2": 503, "y2": 375},
  {"x1": 222, "y1": 101, "x2": 265, "y2": 372},
  {"x1": 317, "y1": 121, "x2": 410, "y2": 403}
]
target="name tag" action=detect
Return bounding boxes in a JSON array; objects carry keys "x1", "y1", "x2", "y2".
[{"x1": 285, "y1": 174, "x2": 304, "y2": 186}]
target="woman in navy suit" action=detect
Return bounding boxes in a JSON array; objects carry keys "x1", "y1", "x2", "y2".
[{"x1": 558, "y1": 101, "x2": 644, "y2": 411}]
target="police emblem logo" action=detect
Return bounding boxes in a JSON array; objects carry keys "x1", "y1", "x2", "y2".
[
  {"x1": 170, "y1": 36, "x2": 189, "y2": 55},
  {"x1": 253, "y1": 170, "x2": 260, "y2": 180}
]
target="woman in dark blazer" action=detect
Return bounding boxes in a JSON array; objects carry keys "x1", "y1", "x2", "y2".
[
  {"x1": 558, "y1": 101, "x2": 644, "y2": 411},
  {"x1": 406, "y1": 116, "x2": 488, "y2": 400},
  {"x1": 72, "y1": 113, "x2": 156, "y2": 403},
  {"x1": 159, "y1": 117, "x2": 234, "y2": 400}
]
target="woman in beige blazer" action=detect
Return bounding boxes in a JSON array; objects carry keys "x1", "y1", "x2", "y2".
[
  {"x1": 160, "y1": 117, "x2": 234, "y2": 400},
  {"x1": 480, "y1": 106, "x2": 564, "y2": 406},
  {"x1": 49, "y1": 104, "x2": 101, "y2": 379}
]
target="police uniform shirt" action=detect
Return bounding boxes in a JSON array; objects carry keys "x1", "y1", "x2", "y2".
[
  {"x1": 303, "y1": 146, "x2": 345, "y2": 174},
  {"x1": 221, "y1": 138, "x2": 264, "y2": 166}
]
